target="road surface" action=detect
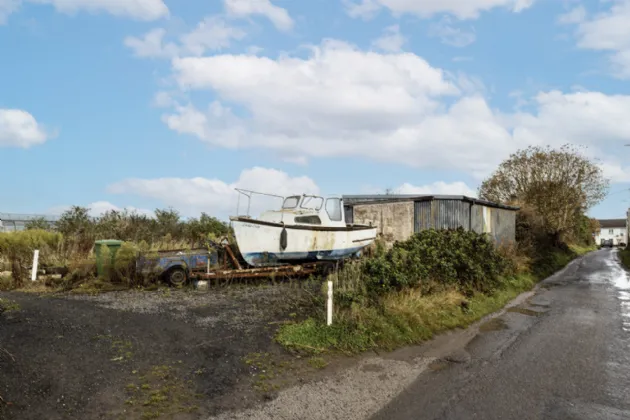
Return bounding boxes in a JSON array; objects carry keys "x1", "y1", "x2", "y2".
[{"x1": 372, "y1": 248, "x2": 630, "y2": 420}]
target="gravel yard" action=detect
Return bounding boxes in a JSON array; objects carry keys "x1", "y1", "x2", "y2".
[{"x1": 0, "y1": 283, "x2": 320, "y2": 420}]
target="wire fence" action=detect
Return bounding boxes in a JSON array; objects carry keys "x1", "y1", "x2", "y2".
[{"x1": 0, "y1": 213, "x2": 59, "y2": 232}]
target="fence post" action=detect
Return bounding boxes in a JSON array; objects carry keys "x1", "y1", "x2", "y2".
[
  {"x1": 31, "y1": 250, "x2": 40, "y2": 281},
  {"x1": 327, "y1": 280, "x2": 333, "y2": 326}
]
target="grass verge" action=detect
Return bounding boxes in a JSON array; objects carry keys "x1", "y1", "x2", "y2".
[
  {"x1": 277, "y1": 246, "x2": 593, "y2": 355},
  {"x1": 619, "y1": 247, "x2": 630, "y2": 269}
]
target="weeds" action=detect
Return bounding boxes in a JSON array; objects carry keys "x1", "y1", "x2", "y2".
[
  {"x1": 307, "y1": 357, "x2": 328, "y2": 369},
  {"x1": 122, "y1": 364, "x2": 199, "y2": 419},
  {"x1": 0, "y1": 298, "x2": 21, "y2": 313}
]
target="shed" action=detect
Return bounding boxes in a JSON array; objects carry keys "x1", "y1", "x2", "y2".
[{"x1": 343, "y1": 195, "x2": 519, "y2": 247}]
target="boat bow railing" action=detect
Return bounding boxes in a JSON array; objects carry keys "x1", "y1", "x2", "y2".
[{"x1": 234, "y1": 188, "x2": 286, "y2": 221}]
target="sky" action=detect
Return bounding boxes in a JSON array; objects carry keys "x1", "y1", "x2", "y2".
[{"x1": 2, "y1": 0, "x2": 630, "y2": 220}]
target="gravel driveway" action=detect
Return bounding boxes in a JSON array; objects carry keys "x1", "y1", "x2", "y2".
[{"x1": 0, "y1": 284, "x2": 318, "y2": 420}]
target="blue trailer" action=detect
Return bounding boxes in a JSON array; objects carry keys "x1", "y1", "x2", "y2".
[{"x1": 136, "y1": 248, "x2": 219, "y2": 286}]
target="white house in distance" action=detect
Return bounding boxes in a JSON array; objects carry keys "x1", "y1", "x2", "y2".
[{"x1": 595, "y1": 219, "x2": 627, "y2": 246}]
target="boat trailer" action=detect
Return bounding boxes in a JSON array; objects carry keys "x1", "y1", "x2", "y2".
[{"x1": 189, "y1": 237, "x2": 332, "y2": 281}]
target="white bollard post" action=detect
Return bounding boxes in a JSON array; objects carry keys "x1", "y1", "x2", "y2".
[
  {"x1": 327, "y1": 280, "x2": 333, "y2": 326},
  {"x1": 31, "y1": 249, "x2": 40, "y2": 281}
]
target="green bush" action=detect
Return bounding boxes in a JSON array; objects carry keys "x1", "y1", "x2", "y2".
[
  {"x1": 113, "y1": 242, "x2": 139, "y2": 285},
  {"x1": 362, "y1": 228, "x2": 508, "y2": 296}
]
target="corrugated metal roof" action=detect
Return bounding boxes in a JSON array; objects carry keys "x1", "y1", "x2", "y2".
[
  {"x1": 598, "y1": 219, "x2": 626, "y2": 228},
  {"x1": 342, "y1": 195, "x2": 519, "y2": 211}
]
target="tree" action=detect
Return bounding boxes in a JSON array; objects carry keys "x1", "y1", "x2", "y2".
[
  {"x1": 154, "y1": 208, "x2": 183, "y2": 239},
  {"x1": 479, "y1": 145, "x2": 609, "y2": 240},
  {"x1": 25, "y1": 217, "x2": 51, "y2": 231},
  {"x1": 185, "y1": 213, "x2": 229, "y2": 246},
  {"x1": 55, "y1": 206, "x2": 95, "y2": 256}
]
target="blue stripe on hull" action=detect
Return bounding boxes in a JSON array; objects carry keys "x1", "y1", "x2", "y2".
[{"x1": 242, "y1": 246, "x2": 364, "y2": 267}]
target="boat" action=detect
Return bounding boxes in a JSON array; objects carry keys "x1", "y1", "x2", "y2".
[{"x1": 229, "y1": 189, "x2": 378, "y2": 267}]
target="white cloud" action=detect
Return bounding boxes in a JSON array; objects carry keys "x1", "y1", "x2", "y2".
[
  {"x1": 395, "y1": 181, "x2": 477, "y2": 196},
  {"x1": 599, "y1": 162, "x2": 630, "y2": 184},
  {"x1": 125, "y1": 17, "x2": 246, "y2": 59},
  {"x1": 344, "y1": 0, "x2": 381, "y2": 19},
  {"x1": 153, "y1": 91, "x2": 176, "y2": 108},
  {"x1": 428, "y1": 16, "x2": 476, "y2": 47},
  {"x1": 124, "y1": 28, "x2": 179, "y2": 59},
  {"x1": 563, "y1": 1, "x2": 630, "y2": 78},
  {"x1": 160, "y1": 39, "x2": 630, "y2": 181},
  {"x1": 345, "y1": 0, "x2": 534, "y2": 20},
  {"x1": 26, "y1": 0, "x2": 168, "y2": 20},
  {"x1": 0, "y1": 108, "x2": 49, "y2": 148},
  {"x1": 180, "y1": 16, "x2": 247, "y2": 55},
  {"x1": 48, "y1": 201, "x2": 153, "y2": 218},
  {"x1": 0, "y1": 0, "x2": 20, "y2": 24},
  {"x1": 372, "y1": 25, "x2": 406, "y2": 52},
  {"x1": 557, "y1": 5, "x2": 586, "y2": 25},
  {"x1": 107, "y1": 167, "x2": 319, "y2": 218},
  {"x1": 88, "y1": 201, "x2": 153, "y2": 217},
  {"x1": 224, "y1": 0, "x2": 293, "y2": 31}
]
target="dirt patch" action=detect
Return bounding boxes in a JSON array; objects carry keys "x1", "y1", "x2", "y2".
[
  {"x1": 0, "y1": 284, "x2": 318, "y2": 420},
  {"x1": 479, "y1": 317, "x2": 508, "y2": 332}
]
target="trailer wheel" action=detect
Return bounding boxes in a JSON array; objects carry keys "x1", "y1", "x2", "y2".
[{"x1": 166, "y1": 268, "x2": 187, "y2": 286}]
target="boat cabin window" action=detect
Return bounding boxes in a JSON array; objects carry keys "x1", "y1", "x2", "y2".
[
  {"x1": 282, "y1": 196, "x2": 300, "y2": 209},
  {"x1": 300, "y1": 196, "x2": 324, "y2": 210},
  {"x1": 295, "y1": 215, "x2": 322, "y2": 225},
  {"x1": 326, "y1": 198, "x2": 343, "y2": 222}
]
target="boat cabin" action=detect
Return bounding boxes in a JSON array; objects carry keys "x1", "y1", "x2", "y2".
[{"x1": 257, "y1": 194, "x2": 347, "y2": 228}]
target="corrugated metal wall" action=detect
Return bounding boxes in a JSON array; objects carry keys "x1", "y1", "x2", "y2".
[
  {"x1": 470, "y1": 204, "x2": 484, "y2": 234},
  {"x1": 414, "y1": 200, "x2": 516, "y2": 244},
  {"x1": 488, "y1": 206, "x2": 516, "y2": 244},
  {"x1": 414, "y1": 200, "x2": 471, "y2": 232},
  {"x1": 344, "y1": 205, "x2": 354, "y2": 224},
  {"x1": 346, "y1": 198, "x2": 516, "y2": 245}
]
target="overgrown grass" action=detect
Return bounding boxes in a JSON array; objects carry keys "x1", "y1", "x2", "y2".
[
  {"x1": 568, "y1": 244, "x2": 598, "y2": 257},
  {"x1": 277, "y1": 274, "x2": 536, "y2": 353},
  {"x1": 619, "y1": 248, "x2": 630, "y2": 270},
  {"x1": 277, "y1": 239, "x2": 591, "y2": 354}
]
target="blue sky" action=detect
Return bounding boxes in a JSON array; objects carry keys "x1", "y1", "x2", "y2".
[{"x1": 2, "y1": 0, "x2": 630, "y2": 220}]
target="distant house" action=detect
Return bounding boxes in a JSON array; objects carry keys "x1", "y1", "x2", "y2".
[{"x1": 595, "y1": 219, "x2": 627, "y2": 246}]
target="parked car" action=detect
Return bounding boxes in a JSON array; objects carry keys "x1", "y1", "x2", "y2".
[
  {"x1": 601, "y1": 239, "x2": 614, "y2": 248},
  {"x1": 136, "y1": 248, "x2": 218, "y2": 286}
]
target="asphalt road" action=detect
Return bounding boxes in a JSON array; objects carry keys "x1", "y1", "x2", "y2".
[{"x1": 372, "y1": 248, "x2": 630, "y2": 420}]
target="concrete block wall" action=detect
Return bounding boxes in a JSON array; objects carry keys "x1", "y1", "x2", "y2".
[{"x1": 352, "y1": 201, "x2": 415, "y2": 248}]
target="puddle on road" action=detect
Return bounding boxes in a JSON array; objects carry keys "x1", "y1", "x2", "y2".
[
  {"x1": 428, "y1": 360, "x2": 451, "y2": 372},
  {"x1": 507, "y1": 307, "x2": 542, "y2": 317},
  {"x1": 602, "y1": 253, "x2": 630, "y2": 332},
  {"x1": 479, "y1": 318, "x2": 508, "y2": 332}
]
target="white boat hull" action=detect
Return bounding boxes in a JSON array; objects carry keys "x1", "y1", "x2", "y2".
[{"x1": 231, "y1": 218, "x2": 377, "y2": 267}]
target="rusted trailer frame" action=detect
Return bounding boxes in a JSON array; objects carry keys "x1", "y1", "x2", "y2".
[
  {"x1": 185, "y1": 237, "x2": 338, "y2": 281},
  {"x1": 193, "y1": 261, "x2": 324, "y2": 280}
]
